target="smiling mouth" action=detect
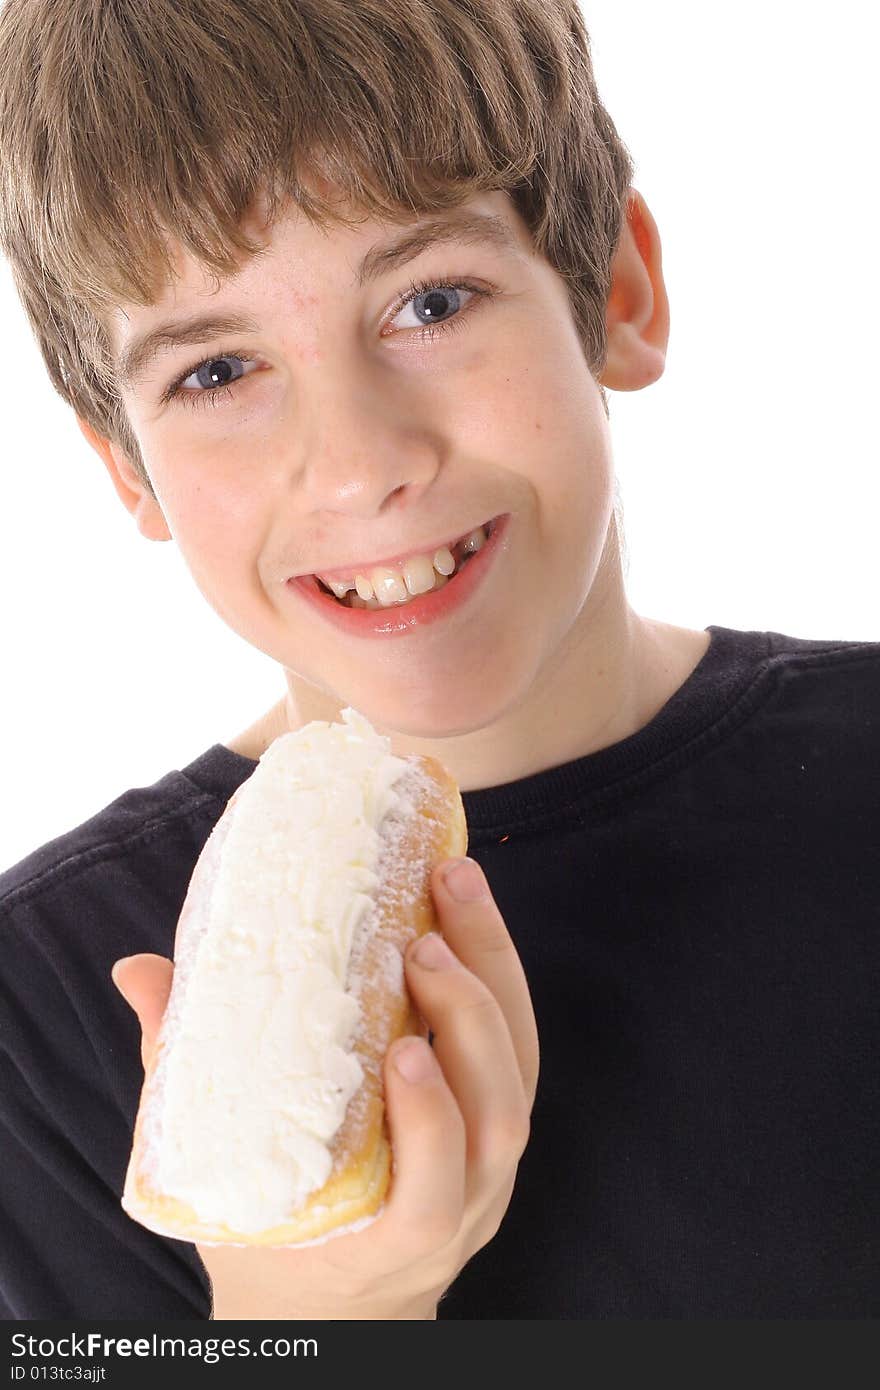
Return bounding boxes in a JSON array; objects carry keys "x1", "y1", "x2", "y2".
[{"x1": 314, "y1": 516, "x2": 498, "y2": 609}]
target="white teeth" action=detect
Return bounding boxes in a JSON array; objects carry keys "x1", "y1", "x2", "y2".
[
  {"x1": 354, "y1": 574, "x2": 374, "y2": 601},
  {"x1": 349, "y1": 572, "x2": 450, "y2": 609},
  {"x1": 432, "y1": 545, "x2": 456, "y2": 576},
  {"x1": 401, "y1": 552, "x2": 437, "y2": 596},
  {"x1": 368, "y1": 568, "x2": 408, "y2": 607},
  {"x1": 327, "y1": 578, "x2": 356, "y2": 600},
  {"x1": 351, "y1": 543, "x2": 457, "y2": 606},
  {"x1": 322, "y1": 522, "x2": 491, "y2": 606}
]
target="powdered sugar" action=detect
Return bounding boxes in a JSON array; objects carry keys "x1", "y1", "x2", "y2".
[{"x1": 196, "y1": 1204, "x2": 385, "y2": 1250}]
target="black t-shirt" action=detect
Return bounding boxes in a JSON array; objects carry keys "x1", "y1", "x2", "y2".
[{"x1": 1, "y1": 624, "x2": 878, "y2": 1319}]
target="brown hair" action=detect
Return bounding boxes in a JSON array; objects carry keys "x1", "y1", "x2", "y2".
[{"x1": 0, "y1": 0, "x2": 635, "y2": 499}]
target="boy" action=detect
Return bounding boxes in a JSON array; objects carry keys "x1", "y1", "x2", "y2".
[{"x1": 0, "y1": 0, "x2": 876, "y2": 1319}]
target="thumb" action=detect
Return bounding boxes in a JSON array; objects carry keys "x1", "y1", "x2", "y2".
[{"x1": 111, "y1": 953, "x2": 174, "y2": 1072}]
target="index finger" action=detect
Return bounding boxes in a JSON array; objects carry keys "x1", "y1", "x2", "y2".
[
  {"x1": 430, "y1": 859, "x2": 540, "y2": 1108},
  {"x1": 111, "y1": 953, "x2": 174, "y2": 1073}
]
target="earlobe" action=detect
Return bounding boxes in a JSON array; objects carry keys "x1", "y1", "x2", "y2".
[
  {"x1": 75, "y1": 416, "x2": 171, "y2": 542},
  {"x1": 599, "y1": 188, "x2": 670, "y2": 393}
]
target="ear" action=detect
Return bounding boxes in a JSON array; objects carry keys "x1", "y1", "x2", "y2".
[
  {"x1": 599, "y1": 188, "x2": 670, "y2": 392},
  {"x1": 75, "y1": 416, "x2": 171, "y2": 542}
]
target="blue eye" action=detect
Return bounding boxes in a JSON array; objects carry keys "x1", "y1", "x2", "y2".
[
  {"x1": 163, "y1": 353, "x2": 258, "y2": 411},
  {"x1": 391, "y1": 283, "x2": 473, "y2": 331},
  {"x1": 187, "y1": 356, "x2": 250, "y2": 392},
  {"x1": 164, "y1": 277, "x2": 491, "y2": 411}
]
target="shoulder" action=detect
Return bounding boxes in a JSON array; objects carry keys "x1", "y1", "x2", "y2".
[
  {"x1": 761, "y1": 627, "x2": 880, "y2": 670},
  {"x1": 0, "y1": 749, "x2": 244, "y2": 1076},
  {"x1": 758, "y1": 628, "x2": 880, "y2": 725},
  {"x1": 734, "y1": 628, "x2": 880, "y2": 819},
  {"x1": 0, "y1": 761, "x2": 223, "y2": 920},
  {"x1": 0, "y1": 742, "x2": 257, "y2": 959}
]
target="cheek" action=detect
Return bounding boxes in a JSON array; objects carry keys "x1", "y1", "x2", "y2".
[
  {"x1": 452, "y1": 342, "x2": 609, "y2": 503},
  {"x1": 146, "y1": 450, "x2": 263, "y2": 578},
  {"x1": 495, "y1": 341, "x2": 614, "y2": 567},
  {"x1": 454, "y1": 329, "x2": 597, "y2": 438}
]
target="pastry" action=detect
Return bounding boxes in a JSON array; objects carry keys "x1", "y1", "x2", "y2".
[{"x1": 120, "y1": 707, "x2": 467, "y2": 1247}]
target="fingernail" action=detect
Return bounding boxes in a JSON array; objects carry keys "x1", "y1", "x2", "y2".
[
  {"x1": 393, "y1": 1037, "x2": 438, "y2": 1082},
  {"x1": 413, "y1": 931, "x2": 462, "y2": 970},
  {"x1": 442, "y1": 857, "x2": 487, "y2": 902},
  {"x1": 111, "y1": 959, "x2": 129, "y2": 987}
]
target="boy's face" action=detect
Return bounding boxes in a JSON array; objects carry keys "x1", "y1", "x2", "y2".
[{"x1": 93, "y1": 187, "x2": 654, "y2": 742}]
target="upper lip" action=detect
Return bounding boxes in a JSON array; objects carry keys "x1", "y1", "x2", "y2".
[{"x1": 295, "y1": 515, "x2": 498, "y2": 583}]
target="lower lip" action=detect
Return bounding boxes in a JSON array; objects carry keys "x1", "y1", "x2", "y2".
[{"x1": 287, "y1": 513, "x2": 511, "y2": 640}]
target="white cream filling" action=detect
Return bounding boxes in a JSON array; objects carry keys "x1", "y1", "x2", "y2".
[{"x1": 153, "y1": 707, "x2": 416, "y2": 1234}]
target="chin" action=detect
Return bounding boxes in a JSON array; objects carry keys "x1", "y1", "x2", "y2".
[{"x1": 353, "y1": 663, "x2": 532, "y2": 743}]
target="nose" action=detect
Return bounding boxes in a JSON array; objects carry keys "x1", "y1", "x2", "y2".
[{"x1": 294, "y1": 371, "x2": 442, "y2": 519}]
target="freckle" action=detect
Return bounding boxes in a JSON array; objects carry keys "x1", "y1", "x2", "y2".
[
  {"x1": 298, "y1": 343, "x2": 323, "y2": 364},
  {"x1": 281, "y1": 291, "x2": 322, "y2": 361},
  {"x1": 288, "y1": 290, "x2": 320, "y2": 312}
]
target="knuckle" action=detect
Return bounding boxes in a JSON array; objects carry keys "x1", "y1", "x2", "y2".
[
  {"x1": 478, "y1": 1208, "x2": 505, "y2": 1248},
  {"x1": 412, "y1": 969, "x2": 497, "y2": 1023},
  {"x1": 413, "y1": 1206, "x2": 462, "y2": 1254},
  {"x1": 491, "y1": 1109, "x2": 531, "y2": 1160},
  {"x1": 458, "y1": 907, "x2": 513, "y2": 956},
  {"x1": 479, "y1": 1183, "x2": 517, "y2": 1246},
  {"x1": 454, "y1": 987, "x2": 501, "y2": 1028},
  {"x1": 514, "y1": 1115, "x2": 532, "y2": 1158}
]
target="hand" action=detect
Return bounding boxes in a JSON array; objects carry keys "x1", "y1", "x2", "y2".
[{"x1": 111, "y1": 856, "x2": 540, "y2": 1320}]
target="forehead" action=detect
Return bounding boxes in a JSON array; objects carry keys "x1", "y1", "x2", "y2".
[{"x1": 113, "y1": 187, "x2": 528, "y2": 307}]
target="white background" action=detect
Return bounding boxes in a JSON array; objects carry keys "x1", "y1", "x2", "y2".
[{"x1": 1, "y1": 0, "x2": 877, "y2": 870}]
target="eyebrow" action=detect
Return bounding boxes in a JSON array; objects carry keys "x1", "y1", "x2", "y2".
[{"x1": 115, "y1": 211, "x2": 519, "y2": 390}]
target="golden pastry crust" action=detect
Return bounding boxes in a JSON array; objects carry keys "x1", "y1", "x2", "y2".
[{"x1": 121, "y1": 752, "x2": 467, "y2": 1247}]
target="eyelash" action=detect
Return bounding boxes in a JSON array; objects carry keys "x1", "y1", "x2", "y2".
[{"x1": 162, "y1": 276, "x2": 492, "y2": 412}]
